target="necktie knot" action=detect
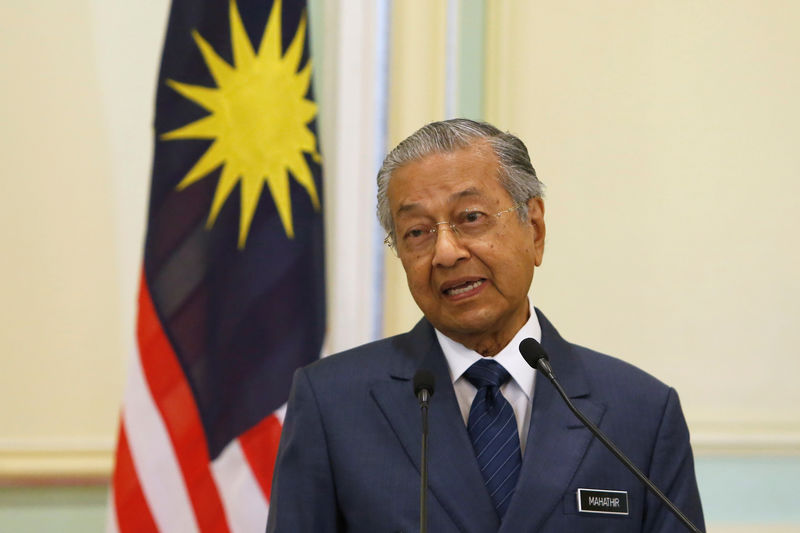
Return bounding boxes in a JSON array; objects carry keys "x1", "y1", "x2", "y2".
[{"x1": 464, "y1": 358, "x2": 511, "y2": 390}]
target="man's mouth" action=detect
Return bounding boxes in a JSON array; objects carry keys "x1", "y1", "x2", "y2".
[{"x1": 443, "y1": 279, "x2": 486, "y2": 296}]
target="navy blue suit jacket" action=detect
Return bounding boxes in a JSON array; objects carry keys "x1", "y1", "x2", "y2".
[{"x1": 267, "y1": 310, "x2": 704, "y2": 532}]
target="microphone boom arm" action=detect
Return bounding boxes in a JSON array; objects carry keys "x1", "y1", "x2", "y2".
[{"x1": 543, "y1": 372, "x2": 703, "y2": 533}]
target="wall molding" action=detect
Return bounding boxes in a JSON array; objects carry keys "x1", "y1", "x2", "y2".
[
  {"x1": 2, "y1": 423, "x2": 799, "y2": 482},
  {"x1": 0, "y1": 438, "x2": 113, "y2": 483},
  {"x1": 692, "y1": 426, "x2": 800, "y2": 455}
]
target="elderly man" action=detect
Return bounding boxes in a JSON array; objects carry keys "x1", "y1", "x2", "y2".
[{"x1": 266, "y1": 119, "x2": 704, "y2": 532}]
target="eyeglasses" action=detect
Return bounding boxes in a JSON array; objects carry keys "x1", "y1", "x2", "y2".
[{"x1": 384, "y1": 202, "x2": 526, "y2": 255}]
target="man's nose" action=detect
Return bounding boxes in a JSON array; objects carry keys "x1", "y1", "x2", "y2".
[{"x1": 432, "y1": 224, "x2": 469, "y2": 267}]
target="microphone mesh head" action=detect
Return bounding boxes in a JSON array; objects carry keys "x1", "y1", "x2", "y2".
[
  {"x1": 413, "y1": 369, "x2": 435, "y2": 397},
  {"x1": 519, "y1": 337, "x2": 548, "y2": 369}
]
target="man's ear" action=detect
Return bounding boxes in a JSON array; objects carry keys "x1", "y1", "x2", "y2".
[{"x1": 527, "y1": 197, "x2": 545, "y2": 266}]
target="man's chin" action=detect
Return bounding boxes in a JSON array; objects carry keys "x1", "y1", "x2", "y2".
[
  {"x1": 435, "y1": 311, "x2": 500, "y2": 340},
  {"x1": 432, "y1": 303, "x2": 529, "y2": 347}
]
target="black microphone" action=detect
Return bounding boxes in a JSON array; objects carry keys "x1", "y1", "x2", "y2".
[
  {"x1": 519, "y1": 338, "x2": 704, "y2": 533},
  {"x1": 412, "y1": 370, "x2": 435, "y2": 533},
  {"x1": 414, "y1": 369, "x2": 435, "y2": 407}
]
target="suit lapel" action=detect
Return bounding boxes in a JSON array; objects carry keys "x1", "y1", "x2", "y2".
[
  {"x1": 369, "y1": 319, "x2": 499, "y2": 533},
  {"x1": 500, "y1": 311, "x2": 606, "y2": 532}
]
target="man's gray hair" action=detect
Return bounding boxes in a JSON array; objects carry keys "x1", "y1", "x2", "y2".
[{"x1": 376, "y1": 118, "x2": 545, "y2": 234}]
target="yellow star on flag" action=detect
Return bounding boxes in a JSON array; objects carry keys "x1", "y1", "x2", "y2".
[{"x1": 161, "y1": 0, "x2": 320, "y2": 248}]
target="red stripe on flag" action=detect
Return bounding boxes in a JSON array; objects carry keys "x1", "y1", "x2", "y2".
[
  {"x1": 112, "y1": 422, "x2": 159, "y2": 533},
  {"x1": 137, "y1": 275, "x2": 231, "y2": 533},
  {"x1": 239, "y1": 414, "x2": 283, "y2": 501}
]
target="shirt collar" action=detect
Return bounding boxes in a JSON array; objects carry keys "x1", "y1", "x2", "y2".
[{"x1": 435, "y1": 301, "x2": 542, "y2": 398}]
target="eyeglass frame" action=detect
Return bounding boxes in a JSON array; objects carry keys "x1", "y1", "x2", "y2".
[{"x1": 383, "y1": 201, "x2": 528, "y2": 255}]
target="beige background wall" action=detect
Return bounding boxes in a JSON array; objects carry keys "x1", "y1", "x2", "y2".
[
  {"x1": 0, "y1": 0, "x2": 169, "y2": 478},
  {"x1": 380, "y1": 0, "x2": 800, "y2": 453},
  {"x1": 479, "y1": 0, "x2": 800, "y2": 452}
]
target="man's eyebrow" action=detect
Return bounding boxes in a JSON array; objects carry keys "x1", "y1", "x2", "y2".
[{"x1": 395, "y1": 202, "x2": 421, "y2": 216}]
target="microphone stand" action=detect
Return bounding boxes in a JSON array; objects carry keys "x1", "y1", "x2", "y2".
[
  {"x1": 542, "y1": 369, "x2": 703, "y2": 533},
  {"x1": 413, "y1": 370, "x2": 434, "y2": 533},
  {"x1": 418, "y1": 389, "x2": 430, "y2": 533}
]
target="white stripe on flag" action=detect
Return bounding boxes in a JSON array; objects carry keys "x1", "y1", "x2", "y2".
[
  {"x1": 105, "y1": 486, "x2": 120, "y2": 533},
  {"x1": 274, "y1": 404, "x2": 287, "y2": 425},
  {"x1": 124, "y1": 347, "x2": 200, "y2": 533},
  {"x1": 211, "y1": 438, "x2": 269, "y2": 533}
]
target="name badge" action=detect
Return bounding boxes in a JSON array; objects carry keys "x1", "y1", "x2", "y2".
[{"x1": 576, "y1": 488, "x2": 629, "y2": 515}]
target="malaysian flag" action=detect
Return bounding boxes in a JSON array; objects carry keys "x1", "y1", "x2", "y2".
[{"x1": 108, "y1": 0, "x2": 325, "y2": 531}]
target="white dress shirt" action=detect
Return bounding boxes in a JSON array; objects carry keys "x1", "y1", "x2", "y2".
[{"x1": 435, "y1": 301, "x2": 542, "y2": 453}]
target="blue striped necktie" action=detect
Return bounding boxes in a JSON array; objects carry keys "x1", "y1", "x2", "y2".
[{"x1": 465, "y1": 358, "x2": 522, "y2": 519}]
